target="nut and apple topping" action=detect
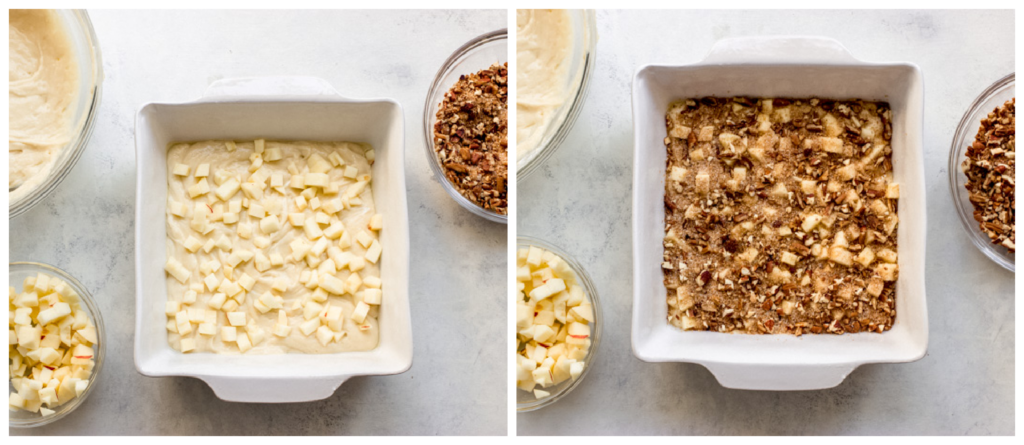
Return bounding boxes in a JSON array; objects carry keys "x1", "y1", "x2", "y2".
[
  {"x1": 9, "y1": 273, "x2": 96, "y2": 416},
  {"x1": 164, "y1": 140, "x2": 384, "y2": 354},
  {"x1": 433, "y1": 62, "x2": 508, "y2": 215},
  {"x1": 516, "y1": 246, "x2": 593, "y2": 399},
  {"x1": 962, "y1": 98, "x2": 1015, "y2": 253},
  {"x1": 663, "y1": 97, "x2": 899, "y2": 335}
]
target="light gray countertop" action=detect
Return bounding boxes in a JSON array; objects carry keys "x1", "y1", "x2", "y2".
[
  {"x1": 11, "y1": 9, "x2": 507, "y2": 436},
  {"x1": 518, "y1": 9, "x2": 1014, "y2": 435}
]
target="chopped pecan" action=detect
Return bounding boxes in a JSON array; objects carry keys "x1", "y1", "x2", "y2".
[
  {"x1": 962, "y1": 98, "x2": 1015, "y2": 253},
  {"x1": 433, "y1": 62, "x2": 508, "y2": 215}
]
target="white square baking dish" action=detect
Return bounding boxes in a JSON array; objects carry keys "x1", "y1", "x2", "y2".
[
  {"x1": 134, "y1": 77, "x2": 412, "y2": 402},
  {"x1": 631, "y1": 37, "x2": 928, "y2": 390}
]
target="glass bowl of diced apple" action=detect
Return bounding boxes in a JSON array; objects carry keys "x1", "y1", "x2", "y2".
[
  {"x1": 9, "y1": 262, "x2": 105, "y2": 428},
  {"x1": 516, "y1": 236, "x2": 601, "y2": 412}
]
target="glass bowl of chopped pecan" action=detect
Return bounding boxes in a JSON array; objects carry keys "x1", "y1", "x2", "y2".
[
  {"x1": 423, "y1": 29, "x2": 508, "y2": 223},
  {"x1": 949, "y1": 73, "x2": 1014, "y2": 271},
  {"x1": 10, "y1": 261, "x2": 105, "y2": 428}
]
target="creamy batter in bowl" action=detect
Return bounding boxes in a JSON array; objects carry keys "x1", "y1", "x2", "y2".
[
  {"x1": 516, "y1": 9, "x2": 596, "y2": 180},
  {"x1": 9, "y1": 9, "x2": 103, "y2": 219}
]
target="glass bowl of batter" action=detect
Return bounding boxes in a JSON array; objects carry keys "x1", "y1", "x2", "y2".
[
  {"x1": 516, "y1": 9, "x2": 598, "y2": 180},
  {"x1": 10, "y1": 9, "x2": 104, "y2": 219}
]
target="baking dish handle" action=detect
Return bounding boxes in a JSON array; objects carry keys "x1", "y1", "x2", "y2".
[
  {"x1": 702, "y1": 36, "x2": 860, "y2": 66},
  {"x1": 704, "y1": 362, "x2": 859, "y2": 391},
  {"x1": 199, "y1": 76, "x2": 345, "y2": 101},
  {"x1": 199, "y1": 375, "x2": 350, "y2": 403}
]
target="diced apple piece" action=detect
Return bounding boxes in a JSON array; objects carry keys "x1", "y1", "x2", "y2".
[
  {"x1": 304, "y1": 221, "x2": 324, "y2": 240},
  {"x1": 351, "y1": 302, "x2": 371, "y2": 324},
  {"x1": 220, "y1": 326, "x2": 237, "y2": 342},
  {"x1": 886, "y1": 183, "x2": 900, "y2": 199},
  {"x1": 855, "y1": 247, "x2": 875, "y2": 267},
  {"x1": 164, "y1": 257, "x2": 191, "y2": 283},
  {"x1": 37, "y1": 303, "x2": 72, "y2": 325},
  {"x1": 363, "y1": 288, "x2": 382, "y2": 305},
  {"x1": 529, "y1": 278, "x2": 566, "y2": 301},
  {"x1": 363, "y1": 276, "x2": 382, "y2": 289},
  {"x1": 236, "y1": 222, "x2": 252, "y2": 239},
  {"x1": 369, "y1": 214, "x2": 383, "y2": 231},
  {"x1": 304, "y1": 173, "x2": 329, "y2": 188},
  {"x1": 260, "y1": 215, "x2": 281, "y2": 233},
  {"x1": 569, "y1": 361, "x2": 584, "y2": 381},
  {"x1": 828, "y1": 246, "x2": 854, "y2": 267},
  {"x1": 877, "y1": 248, "x2": 898, "y2": 263},
  {"x1": 876, "y1": 263, "x2": 899, "y2": 281},
  {"x1": 298, "y1": 318, "x2": 320, "y2": 336},
  {"x1": 365, "y1": 239, "x2": 382, "y2": 264},
  {"x1": 236, "y1": 333, "x2": 252, "y2": 353},
  {"x1": 183, "y1": 236, "x2": 203, "y2": 253},
  {"x1": 227, "y1": 312, "x2": 246, "y2": 327},
  {"x1": 802, "y1": 214, "x2": 823, "y2": 232},
  {"x1": 315, "y1": 326, "x2": 334, "y2": 346}
]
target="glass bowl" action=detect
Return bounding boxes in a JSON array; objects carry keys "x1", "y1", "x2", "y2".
[
  {"x1": 948, "y1": 73, "x2": 1014, "y2": 272},
  {"x1": 516, "y1": 236, "x2": 602, "y2": 412},
  {"x1": 10, "y1": 9, "x2": 104, "y2": 219},
  {"x1": 422, "y1": 28, "x2": 508, "y2": 224},
  {"x1": 516, "y1": 9, "x2": 598, "y2": 180},
  {"x1": 9, "y1": 262, "x2": 105, "y2": 428}
]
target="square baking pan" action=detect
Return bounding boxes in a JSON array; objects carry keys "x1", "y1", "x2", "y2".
[
  {"x1": 631, "y1": 37, "x2": 927, "y2": 390},
  {"x1": 134, "y1": 76, "x2": 412, "y2": 402}
]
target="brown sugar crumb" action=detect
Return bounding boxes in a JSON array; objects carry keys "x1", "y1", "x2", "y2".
[
  {"x1": 433, "y1": 62, "x2": 508, "y2": 215},
  {"x1": 661, "y1": 97, "x2": 900, "y2": 335},
  {"x1": 962, "y1": 98, "x2": 1015, "y2": 253}
]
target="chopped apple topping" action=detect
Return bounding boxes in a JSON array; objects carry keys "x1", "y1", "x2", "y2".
[
  {"x1": 8, "y1": 273, "x2": 97, "y2": 416},
  {"x1": 164, "y1": 140, "x2": 384, "y2": 353},
  {"x1": 515, "y1": 246, "x2": 593, "y2": 400}
]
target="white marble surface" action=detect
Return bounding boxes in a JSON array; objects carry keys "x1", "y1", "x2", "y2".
[
  {"x1": 518, "y1": 10, "x2": 1014, "y2": 435},
  {"x1": 11, "y1": 9, "x2": 507, "y2": 435}
]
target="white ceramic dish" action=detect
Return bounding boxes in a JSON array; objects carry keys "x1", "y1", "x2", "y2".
[
  {"x1": 134, "y1": 77, "x2": 413, "y2": 403},
  {"x1": 631, "y1": 37, "x2": 928, "y2": 391}
]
